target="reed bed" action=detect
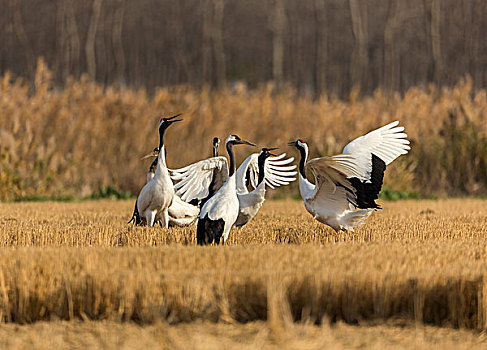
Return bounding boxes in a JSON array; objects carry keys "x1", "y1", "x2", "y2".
[{"x1": 1, "y1": 60, "x2": 486, "y2": 200}]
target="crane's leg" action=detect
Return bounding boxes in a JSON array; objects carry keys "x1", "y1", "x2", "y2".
[
  {"x1": 161, "y1": 208, "x2": 169, "y2": 229},
  {"x1": 146, "y1": 210, "x2": 157, "y2": 227},
  {"x1": 221, "y1": 225, "x2": 231, "y2": 246}
]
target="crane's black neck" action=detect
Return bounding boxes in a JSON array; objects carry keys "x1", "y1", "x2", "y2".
[
  {"x1": 298, "y1": 146, "x2": 307, "y2": 178},
  {"x1": 159, "y1": 123, "x2": 173, "y2": 150},
  {"x1": 227, "y1": 142, "x2": 236, "y2": 177},
  {"x1": 213, "y1": 146, "x2": 218, "y2": 157},
  {"x1": 257, "y1": 153, "x2": 267, "y2": 185},
  {"x1": 158, "y1": 126, "x2": 165, "y2": 149}
]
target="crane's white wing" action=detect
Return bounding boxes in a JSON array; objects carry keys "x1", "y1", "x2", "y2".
[
  {"x1": 170, "y1": 156, "x2": 229, "y2": 202},
  {"x1": 235, "y1": 153, "x2": 258, "y2": 194},
  {"x1": 235, "y1": 153, "x2": 297, "y2": 194},
  {"x1": 168, "y1": 194, "x2": 200, "y2": 219},
  {"x1": 264, "y1": 153, "x2": 297, "y2": 189},
  {"x1": 305, "y1": 154, "x2": 362, "y2": 212},
  {"x1": 342, "y1": 121, "x2": 410, "y2": 181}
]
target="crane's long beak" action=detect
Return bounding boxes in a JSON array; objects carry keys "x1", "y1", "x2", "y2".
[
  {"x1": 287, "y1": 141, "x2": 296, "y2": 147},
  {"x1": 161, "y1": 113, "x2": 183, "y2": 124},
  {"x1": 267, "y1": 147, "x2": 278, "y2": 156},
  {"x1": 140, "y1": 150, "x2": 159, "y2": 160},
  {"x1": 167, "y1": 113, "x2": 182, "y2": 120},
  {"x1": 240, "y1": 140, "x2": 256, "y2": 146}
]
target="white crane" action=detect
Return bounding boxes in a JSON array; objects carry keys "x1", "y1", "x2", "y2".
[
  {"x1": 196, "y1": 135, "x2": 255, "y2": 245},
  {"x1": 130, "y1": 137, "x2": 222, "y2": 226},
  {"x1": 170, "y1": 138, "x2": 226, "y2": 208},
  {"x1": 234, "y1": 147, "x2": 296, "y2": 227},
  {"x1": 288, "y1": 121, "x2": 410, "y2": 232},
  {"x1": 135, "y1": 114, "x2": 182, "y2": 227},
  {"x1": 171, "y1": 145, "x2": 296, "y2": 229}
]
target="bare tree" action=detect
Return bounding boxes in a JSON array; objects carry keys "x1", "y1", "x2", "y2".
[
  {"x1": 271, "y1": 0, "x2": 285, "y2": 88},
  {"x1": 10, "y1": 0, "x2": 35, "y2": 78},
  {"x1": 313, "y1": 0, "x2": 327, "y2": 96},
  {"x1": 1, "y1": 0, "x2": 487, "y2": 96},
  {"x1": 349, "y1": 0, "x2": 368, "y2": 90},
  {"x1": 112, "y1": 0, "x2": 125, "y2": 85},
  {"x1": 384, "y1": 0, "x2": 400, "y2": 91},
  {"x1": 431, "y1": 0, "x2": 443, "y2": 85},
  {"x1": 57, "y1": 0, "x2": 80, "y2": 82},
  {"x1": 86, "y1": 0, "x2": 102, "y2": 81},
  {"x1": 202, "y1": 0, "x2": 212, "y2": 84},
  {"x1": 212, "y1": 0, "x2": 226, "y2": 88}
]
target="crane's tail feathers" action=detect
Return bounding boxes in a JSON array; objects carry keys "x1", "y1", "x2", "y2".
[
  {"x1": 338, "y1": 209, "x2": 374, "y2": 231},
  {"x1": 128, "y1": 200, "x2": 143, "y2": 225}
]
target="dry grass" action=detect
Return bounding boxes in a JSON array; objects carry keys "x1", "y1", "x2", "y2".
[
  {"x1": 0, "y1": 199, "x2": 486, "y2": 335},
  {"x1": 0, "y1": 60, "x2": 486, "y2": 200},
  {"x1": 1, "y1": 320, "x2": 486, "y2": 349},
  {"x1": 0, "y1": 199, "x2": 485, "y2": 246}
]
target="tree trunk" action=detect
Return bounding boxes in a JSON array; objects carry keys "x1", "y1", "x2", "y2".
[
  {"x1": 11, "y1": 0, "x2": 35, "y2": 78},
  {"x1": 349, "y1": 0, "x2": 368, "y2": 91},
  {"x1": 431, "y1": 0, "x2": 442, "y2": 85},
  {"x1": 56, "y1": 0, "x2": 67, "y2": 81},
  {"x1": 112, "y1": 0, "x2": 125, "y2": 85},
  {"x1": 66, "y1": 0, "x2": 80, "y2": 79},
  {"x1": 271, "y1": 0, "x2": 285, "y2": 89},
  {"x1": 313, "y1": 0, "x2": 327, "y2": 96},
  {"x1": 212, "y1": 0, "x2": 226, "y2": 88},
  {"x1": 201, "y1": 0, "x2": 212, "y2": 84},
  {"x1": 85, "y1": 0, "x2": 102, "y2": 81},
  {"x1": 384, "y1": 0, "x2": 400, "y2": 91}
]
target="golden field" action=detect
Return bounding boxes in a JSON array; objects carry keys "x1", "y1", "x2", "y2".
[
  {"x1": 1, "y1": 320, "x2": 486, "y2": 349},
  {"x1": 0, "y1": 198, "x2": 486, "y2": 348},
  {"x1": 0, "y1": 60, "x2": 486, "y2": 201}
]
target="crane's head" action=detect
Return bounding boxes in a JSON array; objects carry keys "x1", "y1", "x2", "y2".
[
  {"x1": 258, "y1": 147, "x2": 277, "y2": 165},
  {"x1": 212, "y1": 137, "x2": 221, "y2": 157},
  {"x1": 288, "y1": 139, "x2": 308, "y2": 154},
  {"x1": 225, "y1": 134, "x2": 255, "y2": 147},
  {"x1": 288, "y1": 139, "x2": 307, "y2": 148},
  {"x1": 159, "y1": 114, "x2": 183, "y2": 130},
  {"x1": 140, "y1": 147, "x2": 160, "y2": 160},
  {"x1": 260, "y1": 147, "x2": 278, "y2": 158}
]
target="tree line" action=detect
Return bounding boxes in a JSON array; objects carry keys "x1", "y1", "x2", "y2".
[{"x1": 1, "y1": 0, "x2": 486, "y2": 96}]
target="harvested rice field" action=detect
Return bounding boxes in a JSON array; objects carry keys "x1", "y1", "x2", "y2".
[{"x1": 0, "y1": 199, "x2": 486, "y2": 348}]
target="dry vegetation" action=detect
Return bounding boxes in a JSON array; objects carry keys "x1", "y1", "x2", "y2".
[
  {"x1": 1, "y1": 320, "x2": 486, "y2": 349},
  {"x1": 1, "y1": 61, "x2": 486, "y2": 200},
  {"x1": 0, "y1": 199, "x2": 486, "y2": 341}
]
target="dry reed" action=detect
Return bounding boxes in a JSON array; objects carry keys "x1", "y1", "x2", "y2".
[{"x1": 0, "y1": 59, "x2": 486, "y2": 200}]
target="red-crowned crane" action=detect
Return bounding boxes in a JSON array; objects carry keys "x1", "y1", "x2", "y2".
[
  {"x1": 135, "y1": 114, "x2": 182, "y2": 227},
  {"x1": 171, "y1": 145, "x2": 296, "y2": 230},
  {"x1": 288, "y1": 121, "x2": 410, "y2": 232},
  {"x1": 196, "y1": 135, "x2": 254, "y2": 245},
  {"x1": 130, "y1": 138, "x2": 221, "y2": 227}
]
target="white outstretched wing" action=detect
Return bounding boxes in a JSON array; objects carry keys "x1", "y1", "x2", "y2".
[
  {"x1": 235, "y1": 153, "x2": 259, "y2": 194},
  {"x1": 306, "y1": 154, "x2": 362, "y2": 212},
  {"x1": 342, "y1": 121, "x2": 410, "y2": 181},
  {"x1": 264, "y1": 153, "x2": 297, "y2": 189},
  {"x1": 170, "y1": 156, "x2": 229, "y2": 202},
  {"x1": 235, "y1": 153, "x2": 297, "y2": 194}
]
